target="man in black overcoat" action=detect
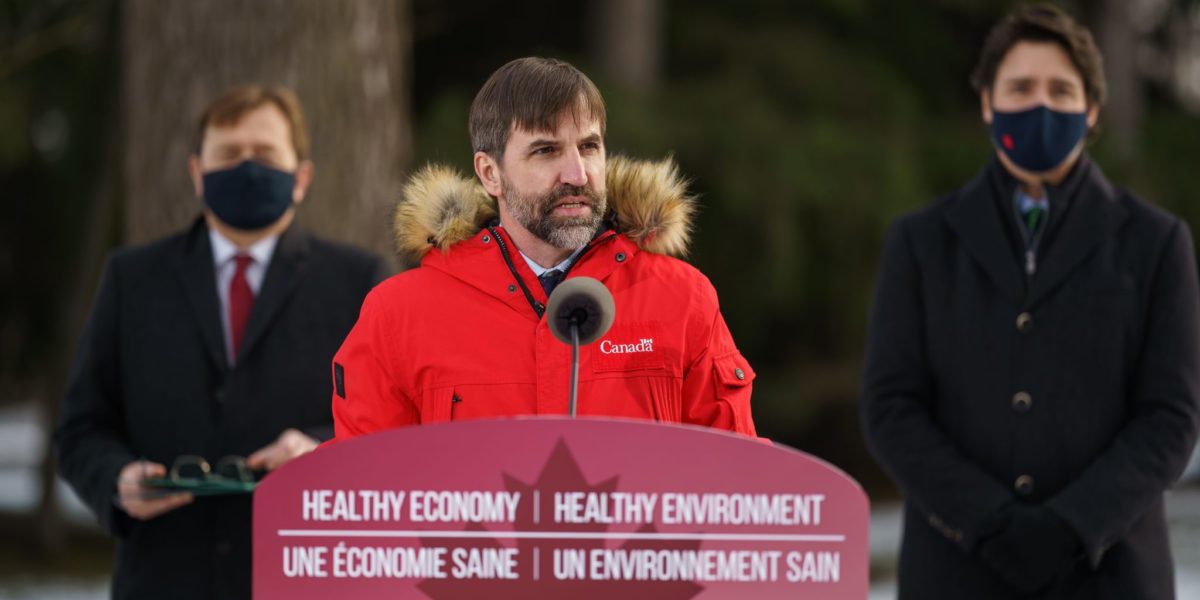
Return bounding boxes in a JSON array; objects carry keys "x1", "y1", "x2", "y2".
[
  {"x1": 862, "y1": 5, "x2": 1200, "y2": 599},
  {"x1": 55, "y1": 85, "x2": 388, "y2": 599}
]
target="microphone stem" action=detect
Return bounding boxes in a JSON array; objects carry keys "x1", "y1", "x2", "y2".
[{"x1": 569, "y1": 323, "x2": 580, "y2": 418}]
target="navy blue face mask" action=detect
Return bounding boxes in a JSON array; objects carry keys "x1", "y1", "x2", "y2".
[
  {"x1": 990, "y1": 105, "x2": 1089, "y2": 173},
  {"x1": 201, "y1": 160, "x2": 296, "y2": 230}
]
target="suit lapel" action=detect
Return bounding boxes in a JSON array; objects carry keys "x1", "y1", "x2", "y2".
[
  {"x1": 237, "y1": 225, "x2": 310, "y2": 363},
  {"x1": 1027, "y1": 162, "x2": 1129, "y2": 307},
  {"x1": 175, "y1": 218, "x2": 229, "y2": 371},
  {"x1": 944, "y1": 168, "x2": 1025, "y2": 305}
]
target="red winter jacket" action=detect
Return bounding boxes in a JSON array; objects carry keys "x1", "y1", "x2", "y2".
[{"x1": 331, "y1": 157, "x2": 756, "y2": 440}]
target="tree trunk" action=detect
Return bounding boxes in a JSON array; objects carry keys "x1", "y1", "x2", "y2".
[
  {"x1": 587, "y1": 0, "x2": 662, "y2": 95},
  {"x1": 121, "y1": 0, "x2": 411, "y2": 257},
  {"x1": 1094, "y1": 0, "x2": 1144, "y2": 163}
]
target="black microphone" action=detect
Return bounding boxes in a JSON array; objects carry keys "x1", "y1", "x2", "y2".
[{"x1": 545, "y1": 276, "x2": 615, "y2": 417}]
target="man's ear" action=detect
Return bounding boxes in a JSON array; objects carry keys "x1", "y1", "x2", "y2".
[
  {"x1": 188, "y1": 155, "x2": 204, "y2": 198},
  {"x1": 292, "y1": 160, "x2": 314, "y2": 204},
  {"x1": 980, "y1": 89, "x2": 994, "y2": 125},
  {"x1": 474, "y1": 151, "x2": 503, "y2": 198},
  {"x1": 1086, "y1": 104, "x2": 1099, "y2": 128}
]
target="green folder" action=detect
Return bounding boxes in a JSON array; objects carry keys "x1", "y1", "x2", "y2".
[{"x1": 140, "y1": 477, "x2": 258, "y2": 496}]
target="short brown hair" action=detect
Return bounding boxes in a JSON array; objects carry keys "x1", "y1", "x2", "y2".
[
  {"x1": 194, "y1": 84, "x2": 311, "y2": 160},
  {"x1": 469, "y1": 57, "x2": 607, "y2": 158},
  {"x1": 971, "y1": 4, "x2": 1107, "y2": 109}
]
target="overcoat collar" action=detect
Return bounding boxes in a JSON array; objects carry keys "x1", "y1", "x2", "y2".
[
  {"x1": 175, "y1": 216, "x2": 311, "y2": 370},
  {"x1": 239, "y1": 222, "x2": 310, "y2": 361},
  {"x1": 177, "y1": 218, "x2": 226, "y2": 370},
  {"x1": 944, "y1": 154, "x2": 1129, "y2": 308}
]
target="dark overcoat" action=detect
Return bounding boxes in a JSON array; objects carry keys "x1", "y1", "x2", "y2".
[
  {"x1": 862, "y1": 156, "x2": 1200, "y2": 599},
  {"x1": 56, "y1": 217, "x2": 387, "y2": 600}
]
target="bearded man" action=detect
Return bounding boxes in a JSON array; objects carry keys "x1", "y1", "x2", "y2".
[{"x1": 330, "y1": 56, "x2": 756, "y2": 438}]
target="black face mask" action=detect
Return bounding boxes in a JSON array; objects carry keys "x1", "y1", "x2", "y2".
[
  {"x1": 202, "y1": 160, "x2": 296, "y2": 230},
  {"x1": 990, "y1": 105, "x2": 1089, "y2": 173}
]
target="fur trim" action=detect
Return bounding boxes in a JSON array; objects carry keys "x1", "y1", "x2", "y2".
[
  {"x1": 606, "y1": 155, "x2": 695, "y2": 257},
  {"x1": 393, "y1": 156, "x2": 696, "y2": 262},
  {"x1": 393, "y1": 164, "x2": 496, "y2": 261}
]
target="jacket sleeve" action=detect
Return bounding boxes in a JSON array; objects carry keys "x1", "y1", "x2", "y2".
[
  {"x1": 861, "y1": 220, "x2": 1014, "y2": 551},
  {"x1": 54, "y1": 255, "x2": 137, "y2": 537},
  {"x1": 331, "y1": 286, "x2": 420, "y2": 441},
  {"x1": 1046, "y1": 220, "x2": 1200, "y2": 567},
  {"x1": 679, "y1": 282, "x2": 757, "y2": 437}
]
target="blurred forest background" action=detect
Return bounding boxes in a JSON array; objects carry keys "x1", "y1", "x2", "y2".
[{"x1": 2, "y1": 0, "x2": 1200, "y2": 583}]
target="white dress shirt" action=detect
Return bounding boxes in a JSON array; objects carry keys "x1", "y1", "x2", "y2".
[
  {"x1": 520, "y1": 246, "x2": 586, "y2": 277},
  {"x1": 208, "y1": 227, "x2": 279, "y2": 365}
]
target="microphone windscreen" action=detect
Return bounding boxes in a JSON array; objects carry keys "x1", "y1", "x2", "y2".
[{"x1": 545, "y1": 276, "x2": 615, "y2": 345}]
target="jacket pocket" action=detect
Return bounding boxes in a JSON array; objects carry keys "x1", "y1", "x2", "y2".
[
  {"x1": 712, "y1": 351, "x2": 755, "y2": 430},
  {"x1": 419, "y1": 386, "x2": 457, "y2": 424}
]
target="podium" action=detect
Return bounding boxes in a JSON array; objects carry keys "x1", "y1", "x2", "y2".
[{"x1": 253, "y1": 417, "x2": 869, "y2": 599}]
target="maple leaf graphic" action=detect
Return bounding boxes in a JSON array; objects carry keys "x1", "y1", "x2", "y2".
[{"x1": 416, "y1": 438, "x2": 704, "y2": 599}]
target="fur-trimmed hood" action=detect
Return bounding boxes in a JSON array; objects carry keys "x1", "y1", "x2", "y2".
[{"x1": 393, "y1": 156, "x2": 697, "y2": 263}]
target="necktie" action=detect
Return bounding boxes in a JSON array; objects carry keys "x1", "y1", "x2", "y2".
[
  {"x1": 229, "y1": 254, "x2": 254, "y2": 362},
  {"x1": 1024, "y1": 204, "x2": 1046, "y2": 234},
  {"x1": 539, "y1": 269, "x2": 565, "y2": 296}
]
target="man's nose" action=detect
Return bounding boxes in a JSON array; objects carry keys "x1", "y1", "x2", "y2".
[
  {"x1": 1031, "y1": 84, "x2": 1058, "y2": 109},
  {"x1": 559, "y1": 149, "x2": 588, "y2": 187}
]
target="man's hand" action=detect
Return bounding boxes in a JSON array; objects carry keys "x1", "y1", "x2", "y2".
[
  {"x1": 246, "y1": 428, "x2": 318, "y2": 472},
  {"x1": 978, "y1": 504, "x2": 1082, "y2": 594},
  {"x1": 116, "y1": 460, "x2": 193, "y2": 520}
]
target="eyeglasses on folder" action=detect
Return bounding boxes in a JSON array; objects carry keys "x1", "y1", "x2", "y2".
[{"x1": 135, "y1": 455, "x2": 259, "y2": 497}]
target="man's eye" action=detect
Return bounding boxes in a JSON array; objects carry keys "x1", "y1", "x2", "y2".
[
  {"x1": 581, "y1": 142, "x2": 601, "y2": 152},
  {"x1": 532, "y1": 146, "x2": 555, "y2": 156}
]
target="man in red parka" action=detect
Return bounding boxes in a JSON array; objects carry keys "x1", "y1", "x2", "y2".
[{"x1": 331, "y1": 57, "x2": 756, "y2": 439}]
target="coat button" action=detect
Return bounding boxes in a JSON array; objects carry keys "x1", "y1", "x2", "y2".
[
  {"x1": 1012, "y1": 391, "x2": 1032, "y2": 413},
  {"x1": 615, "y1": 252, "x2": 626, "y2": 262},
  {"x1": 734, "y1": 367, "x2": 745, "y2": 380},
  {"x1": 214, "y1": 387, "x2": 227, "y2": 404},
  {"x1": 1016, "y1": 312, "x2": 1033, "y2": 332},
  {"x1": 507, "y1": 284, "x2": 516, "y2": 293},
  {"x1": 1014, "y1": 474, "x2": 1034, "y2": 496},
  {"x1": 482, "y1": 235, "x2": 491, "y2": 244}
]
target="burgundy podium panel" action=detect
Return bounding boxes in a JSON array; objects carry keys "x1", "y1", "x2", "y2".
[{"x1": 253, "y1": 417, "x2": 868, "y2": 599}]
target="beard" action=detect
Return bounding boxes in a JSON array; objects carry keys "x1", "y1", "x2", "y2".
[{"x1": 501, "y1": 178, "x2": 607, "y2": 250}]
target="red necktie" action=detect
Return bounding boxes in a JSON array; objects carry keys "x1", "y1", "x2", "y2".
[{"x1": 229, "y1": 254, "x2": 254, "y2": 362}]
